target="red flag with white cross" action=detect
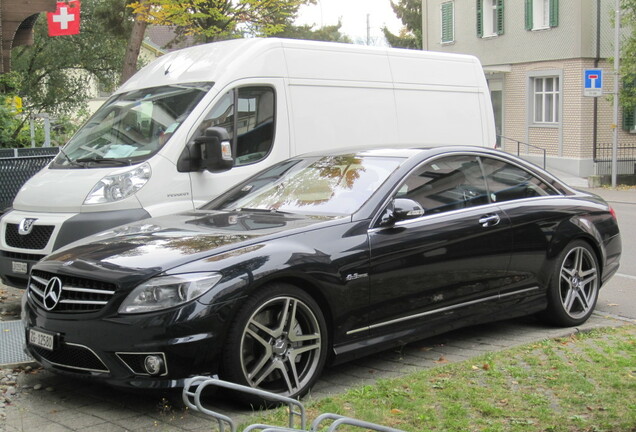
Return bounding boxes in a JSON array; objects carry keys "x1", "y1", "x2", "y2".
[{"x1": 47, "y1": 1, "x2": 81, "y2": 37}]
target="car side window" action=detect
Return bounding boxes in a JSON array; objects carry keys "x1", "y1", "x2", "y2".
[
  {"x1": 480, "y1": 157, "x2": 559, "y2": 202},
  {"x1": 398, "y1": 155, "x2": 489, "y2": 215},
  {"x1": 198, "y1": 86, "x2": 275, "y2": 167}
]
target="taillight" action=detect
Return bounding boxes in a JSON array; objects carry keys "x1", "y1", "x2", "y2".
[{"x1": 609, "y1": 206, "x2": 617, "y2": 220}]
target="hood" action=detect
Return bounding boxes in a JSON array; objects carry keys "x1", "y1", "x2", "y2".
[
  {"x1": 39, "y1": 210, "x2": 343, "y2": 285},
  {"x1": 13, "y1": 166, "x2": 142, "y2": 213}
]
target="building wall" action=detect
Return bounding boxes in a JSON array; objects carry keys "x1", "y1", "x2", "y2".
[{"x1": 423, "y1": 0, "x2": 635, "y2": 178}]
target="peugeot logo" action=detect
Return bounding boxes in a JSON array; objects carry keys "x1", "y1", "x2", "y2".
[
  {"x1": 18, "y1": 218, "x2": 37, "y2": 235},
  {"x1": 43, "y1": 277, "x2": 63, "y2": 311}
]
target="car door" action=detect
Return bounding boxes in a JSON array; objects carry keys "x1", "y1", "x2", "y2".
[
  {"x1": 366, "y1": 154, "x2": 513, "y2": 340},
  {"x1": 479, "y1": 156, "x2": 565, "y2": 303}
]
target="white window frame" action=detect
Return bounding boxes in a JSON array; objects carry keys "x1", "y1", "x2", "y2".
[
  {"x1": 529, "y1": 73, "x2": 561, "y2": 125},
  {"x1": 532, "y1": 0, "x2": 551, "y2": 30},
  {"x1": 482, "y1": 0, "x2": 499, "y2": 37}
]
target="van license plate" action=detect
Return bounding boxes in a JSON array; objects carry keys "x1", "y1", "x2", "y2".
[
  {"x1": 12, "y1": 261, "x2": 28, "y2": 274},
  {"x1": 29, "y1": 329, "x2": 55, "y2": 351}
]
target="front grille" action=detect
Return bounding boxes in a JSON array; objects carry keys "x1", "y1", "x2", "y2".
[
  {"x1": 2, "y1": 250, "x2": 46, "y2": 262},
  {"x1": 29, "y1": 270, "x2": 116, "y2": 313},
  {"x1": 5, "y1": 223, "x2": 54, "y2": 249},
  {"x1": 31, "y1": 342, "x2": 109, "y2": 373}
]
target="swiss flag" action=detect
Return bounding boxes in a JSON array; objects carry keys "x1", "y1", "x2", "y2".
[{"x1": 47, "y1": 1, "x2": 81, "y2": 36}]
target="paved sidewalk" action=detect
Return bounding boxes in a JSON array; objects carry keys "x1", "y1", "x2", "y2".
[{"x1": 1, "y1": 312, "x2": 629, "y2": 432}]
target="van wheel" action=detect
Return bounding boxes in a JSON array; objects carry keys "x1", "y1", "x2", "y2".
[
  {"x1": 545, "y1": 240, "x2": 600, "y2": 326},
  {"x1": 221, "y1": 283, "x2": 327, "y2": 404}
]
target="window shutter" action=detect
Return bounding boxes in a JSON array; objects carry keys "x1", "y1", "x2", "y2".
[
  {"x1": 496, "y1": 0, "x2": 505, "y2": 35},
  {"x1": 441, "y1": 2, "x2": 454, "y2": 43},
  {"x1": 525, "y1": 0, "x2": 533, "y2": 30},
  {"x1": 549, "y1": 0, "x2": 559, "y2": 27},
  {"x1": 623, "y1": 107, "x2": 635, "y2": 132},
  {"x1": 476, "y1": 0, "x2": 483, "y2": 37}
]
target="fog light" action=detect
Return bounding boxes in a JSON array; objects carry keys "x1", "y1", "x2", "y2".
[{"x1": 144, "y1": 355, "x2": 164, "y2": 376}]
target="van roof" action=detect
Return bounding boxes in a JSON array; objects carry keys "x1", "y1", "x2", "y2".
[{"x1": 118, "y1": 38, "x2": 485, "y2": 94}]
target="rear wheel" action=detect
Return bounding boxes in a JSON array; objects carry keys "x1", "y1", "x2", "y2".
[
  {"x1": 545, "y1": 240, "x2": 600, "y2": 326},
  {"x1": 221, "y1": 283, "x2": 327, "y2": 403}
]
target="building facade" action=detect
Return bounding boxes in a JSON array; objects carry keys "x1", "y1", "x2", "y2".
[{"x1": 423, "y1": 0, "x2": 636, "y2": 179}]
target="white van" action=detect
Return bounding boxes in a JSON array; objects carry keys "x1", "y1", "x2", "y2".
[{"x1": 0, "y1": 38, "x2": 495, "y2": 288}]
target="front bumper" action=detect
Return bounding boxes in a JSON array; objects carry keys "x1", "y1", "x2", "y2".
[{"x1": 22, "y1": 292, "x2": 238, "y2": 389}]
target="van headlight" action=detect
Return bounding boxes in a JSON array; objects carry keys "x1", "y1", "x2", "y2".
[
  {"x1": 84, "y1": 163, "x2": 151, "y2": 204},
  {"x1": 118, "y1": 273, "x2": 222, "y2": 314}
]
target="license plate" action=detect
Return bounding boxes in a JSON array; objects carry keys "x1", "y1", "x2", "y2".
[
  {"x1": 29, "y1": 328, "x2": 55, "y2": 351},
  {"x1": 12, "y1": 261, "x2": 28, "y2": 274}
]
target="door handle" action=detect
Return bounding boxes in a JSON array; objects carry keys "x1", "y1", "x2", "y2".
[{"x1": 478, "y1": 214, "x2": 500, "y2": 227}]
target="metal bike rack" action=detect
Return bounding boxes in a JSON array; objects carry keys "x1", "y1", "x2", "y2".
[{"x1": 182, "y1": 376, "x2": 407, "y2": 432}]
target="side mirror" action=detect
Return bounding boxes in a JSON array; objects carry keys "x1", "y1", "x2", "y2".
[
  {"x1": 178, "y1": 127, "x2": 234, "y2": 172},
  {"x1": 379, "y1": 198, "x2": 424, "y2": 227}
]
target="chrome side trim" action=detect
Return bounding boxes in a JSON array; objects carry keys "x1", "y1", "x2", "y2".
[{"x1": 346, "y1": 286, "x2": 540, "y2": 335}]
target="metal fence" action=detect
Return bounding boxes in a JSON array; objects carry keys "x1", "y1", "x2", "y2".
[
  {"x1": 593, "y1": 143, "x2": 636, "y2": 176},
  {"x1": 0, "y1": 147, "x2": 60, "y2": 212}
]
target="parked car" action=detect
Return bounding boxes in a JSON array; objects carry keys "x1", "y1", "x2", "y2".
[{"x1": 23, "y1": 146, "x2": 621, "y2": 403}]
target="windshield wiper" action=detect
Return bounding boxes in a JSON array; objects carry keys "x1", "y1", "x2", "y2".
[
  {"x1": 76, "y1": 157, "x2": 132, "y2": 166},
  {"x1": 58, "y1": 147, "x2": 87, "y2": 168},
  {"x1": 233, "y1": 207, "x2": 290, "y2": 215}
]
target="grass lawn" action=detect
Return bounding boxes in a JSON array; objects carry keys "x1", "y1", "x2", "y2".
[{"x1": 248, "y1": 325, "x2": 636, "y2": 432}]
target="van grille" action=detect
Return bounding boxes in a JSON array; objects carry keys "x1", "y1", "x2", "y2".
[
  {"x1": 5, "y1": 223, "x2": 54, "y2": 249},
  {"x1": 29, "y1": 270, "x2": 116, "y2": 313}
]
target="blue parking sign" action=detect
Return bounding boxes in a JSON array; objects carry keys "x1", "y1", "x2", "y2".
[{"x1": 584, "y1": 69, "x2": 603, "y2": 97}]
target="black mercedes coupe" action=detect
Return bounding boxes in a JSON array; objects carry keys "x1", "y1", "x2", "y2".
[{"x1": 23, "y1": 146, "x2": 621, "y2": 402}]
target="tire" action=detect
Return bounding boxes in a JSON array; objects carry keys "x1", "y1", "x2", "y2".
[
  {"x1": 221, "y1": 283, "x2": 328, "y2": 404},
  {"x1": 545, "y1": 240, "x2": 600, "y2": 326}
]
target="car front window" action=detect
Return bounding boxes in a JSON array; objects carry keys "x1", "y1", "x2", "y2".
[
  {"x1": 206, "y1": 155, "x2": 403, "y2": 216},
  {"x1": 52, "y1": 83, "x2": 213, "y2": 168}
]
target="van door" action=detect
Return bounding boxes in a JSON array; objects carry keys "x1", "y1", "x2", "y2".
[{"x1": 187, "y1": 79, "x2": 290, "y2": 207}]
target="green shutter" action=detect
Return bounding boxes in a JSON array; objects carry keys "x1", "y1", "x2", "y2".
[
  {"x1": 476, "y1": 0, "x2": 483, "y2": 37},
  {"x1": 525, "y1": 0, "x2": 533, "y2": 30},
  {"x1": 496, "y1": 0, "x2": 505, "y2": 35},
  {"x1": 441, "y1": 2, "x2": 454, "y2": 43},
  {"x1": 549, "y1": 0, "x2": 559, "y2": 27},
  {"x1": 623, "y1": 107, "x2": 635, "y2": 132}
]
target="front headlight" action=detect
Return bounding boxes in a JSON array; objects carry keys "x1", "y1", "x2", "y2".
[
  {"x1": 118, "y1": 273, "x2": 222, "y2": 314},
  {"x1": 84, "y1": 162, "x2": 151, "y2": 204}
]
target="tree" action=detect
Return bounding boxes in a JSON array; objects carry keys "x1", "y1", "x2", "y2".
[
  {"x1": 129, "y1": 0, "x2": 315, "y2": 43},
  {"x1": 3, "y1": 0, "x2": 131, "y2": 146},
  {"x1": 620, "y1": 0, "x2": 636, "y2": 114},
  {"x1": 270, "y1": 21, "x2": 352, "y2": 43},
  {"x1": 383, "y1": 0, "x2": 422, "y2": 50}
]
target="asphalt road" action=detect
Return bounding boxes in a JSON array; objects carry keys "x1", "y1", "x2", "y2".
[{"x1": 595, "y1": 193, "x2": 636, "y2": 321}]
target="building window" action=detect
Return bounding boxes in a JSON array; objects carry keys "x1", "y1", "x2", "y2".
[
  {"x1": 477, "y1": 0, "x2": 504, "y2": 38},
  {"x1": 441, "y1": 2, "x2": 454, "y2": 44},
  {"x1": 525, "y1": 0, "x2": 558, "y2": 31},
  {"x1": 532, "y1": 76, "x2": 560, "y2": 124}
]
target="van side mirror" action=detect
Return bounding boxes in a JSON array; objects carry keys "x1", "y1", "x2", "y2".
[{"x1": 177, "y1": 127, "x2": 234, "y2": 172}]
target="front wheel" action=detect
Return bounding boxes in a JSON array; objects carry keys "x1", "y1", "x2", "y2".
[
  {"x1": 545, "y1": 240, "x2": 600, "y2": 326},
  {"x1": 221, "y1": 283, "x2": 328, "y2": 403}
]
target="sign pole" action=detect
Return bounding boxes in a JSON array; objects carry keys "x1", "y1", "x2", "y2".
[{"x1": 612, "y1": 0, "x2": 620, "y2": 188}]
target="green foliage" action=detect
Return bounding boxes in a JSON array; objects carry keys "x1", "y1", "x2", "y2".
[
  {"x1": 130, "y1": 0, "x2": 315, "y2": 43},
  {"x1": 383, "y1": 0, "x2": 422, "y2": 49},
  {"x1": 270, "y1": 21, "x2": 352, "y2": 43},
  {"x1": 621, "y1": 0, "x2": 636, "y2": 111},
  {"x1": 11, "y1": 0, "x2": 130, "y2": 116}
]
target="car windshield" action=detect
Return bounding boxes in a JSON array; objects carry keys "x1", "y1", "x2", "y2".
[
  {"x1": 204, "y1": 155, "x2": 403, "y2": 216},
  {"x1": 52, "y1": 83, "x2": 213, "y2": 168}
]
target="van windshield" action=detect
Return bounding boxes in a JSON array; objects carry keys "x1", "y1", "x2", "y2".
[{"x1": 52, "y1": 82, "x2": 213, "y2": 168}]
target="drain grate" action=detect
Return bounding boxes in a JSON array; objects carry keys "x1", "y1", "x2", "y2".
[{"x1": 0, "y1": 320, "x2": 33, "y2": 366}]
